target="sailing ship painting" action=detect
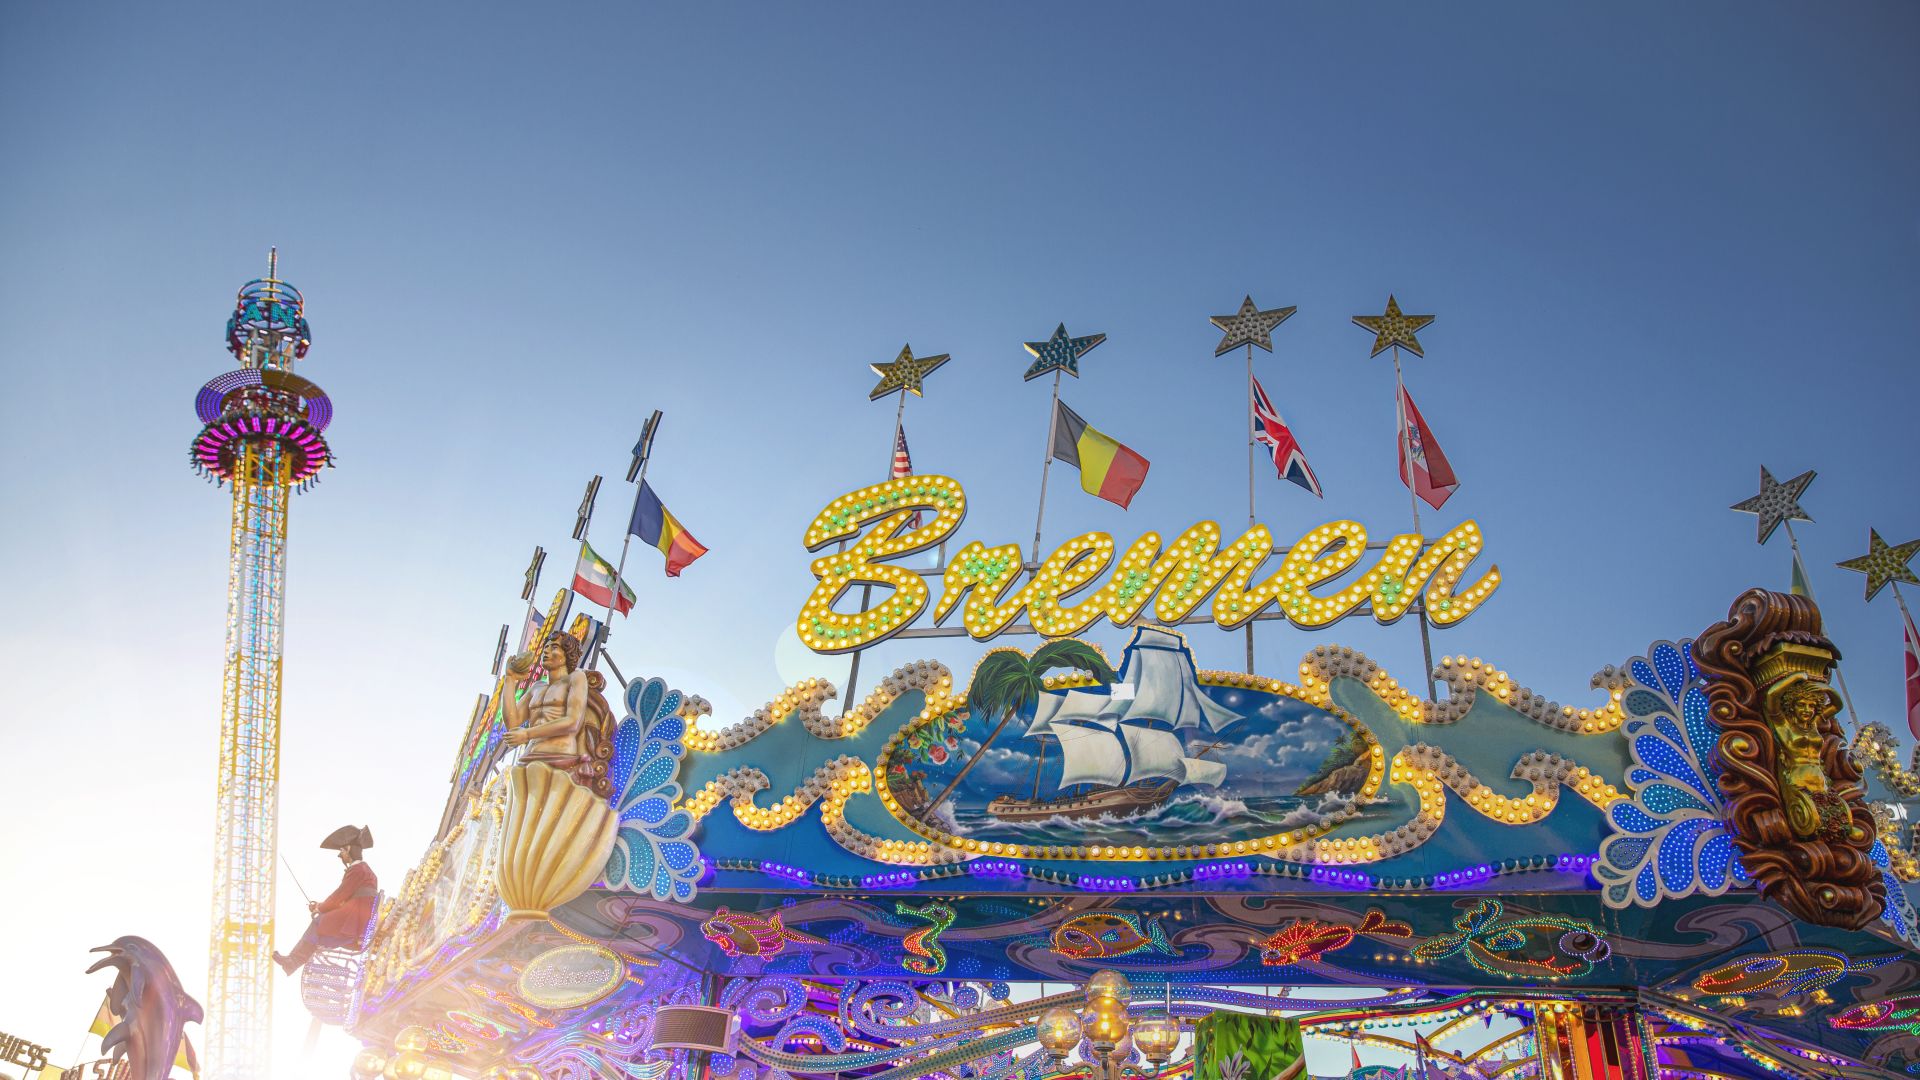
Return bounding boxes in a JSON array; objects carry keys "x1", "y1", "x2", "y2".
[{"x1": 890, "y1": 626, "x2": 1381, "y2": 847}]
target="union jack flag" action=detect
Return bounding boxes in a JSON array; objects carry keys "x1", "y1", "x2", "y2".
[
  {"x1": 1250, "y1": 374, "x2": 1323, "y2": 498},
  {"x1": 892, "y1": 427, "x2": 923, "y2": 529}
]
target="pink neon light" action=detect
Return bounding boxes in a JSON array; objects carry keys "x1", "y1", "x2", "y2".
[{"x1": 222, "y1": 423, "x2": 237, "y2": 437}]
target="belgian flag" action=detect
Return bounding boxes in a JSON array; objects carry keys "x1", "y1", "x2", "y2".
[{"x1": 1051, "y1": 399, "x2": 1150, "y2": 509}]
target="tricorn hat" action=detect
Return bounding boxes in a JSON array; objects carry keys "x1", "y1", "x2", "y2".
[{"x1": 321, "y1": 825, "x2": 374, "y2": 851}]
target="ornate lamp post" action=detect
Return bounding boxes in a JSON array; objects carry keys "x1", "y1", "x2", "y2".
[{"x1": 1036, "y1": 970, "x2": 1181, "y2": 1080}]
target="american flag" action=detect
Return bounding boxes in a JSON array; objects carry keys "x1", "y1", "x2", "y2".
[
  {"x1": 892, "y1": 427, "x2": 922, "y2": 528},
  {"x1": 1251, "y1": 373, "x2": 1324, "y2": 498}
]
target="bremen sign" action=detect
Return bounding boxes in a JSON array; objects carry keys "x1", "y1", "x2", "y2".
[{"x1": 796, "y1": 475, "x2": 1500, "y2": 654}]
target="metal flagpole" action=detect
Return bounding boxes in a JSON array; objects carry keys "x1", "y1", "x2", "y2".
[
  {"x1": 1245, "y1": 343, "x2": 1257, "y2": 673},
  {"x1": 1031, "y1": 370, "x2": 1063, "y2": 567},
  {"x1": 1785, "y1": 519, "x2": 1864, "y2": 738},
  {"x1": 604, "y1": 461, "x2": 651, "y2": 630},
  {"x1": 1894, "y1": 581, "x2": 1919, "y2": 643},
  {"x1": 1394, "y1": 344, "x2": 1439, "y2": 701},
  {"x1": 521, "y1": 546, "x2": 545, "y2": 646},
  {"x1": 600, "y1": 412, "x2": 666, "y2": 646},
  {"x1": 844, "y1": 387, "x2": 909, "y2": 708}
]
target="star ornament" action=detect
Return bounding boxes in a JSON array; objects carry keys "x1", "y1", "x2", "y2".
[
  {"x1": 1729, "y1": 466, "x2": 1816, "y2": 546},
  {"x1": 1022, "y1": 323, "x2": 1106, "y2": 382},
  {"x1": 1837, "y1": 528, "x2": 1920, "y2": 601},
  {"x1": 868, "y1": 344, "x2": 950, "y2": 401},
  {"x1": 1210, "y1": 295, "x2": 1297, "y2": 356},
  {"x1": 1352, "y1": 295, "x2": 1435, "y2": 357}
]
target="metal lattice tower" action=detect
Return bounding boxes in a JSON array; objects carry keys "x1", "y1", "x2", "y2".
[{"x1": 188, "y1": 251, "x2": 334, "y2": 1080}]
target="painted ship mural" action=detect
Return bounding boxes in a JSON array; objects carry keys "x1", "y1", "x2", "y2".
[
  {"x1": 894, "y1": 626, "x2": 1379, "y2": 847},
  {"x1": 988, "y1": 627, "x2": 1244, "y2": 822}
]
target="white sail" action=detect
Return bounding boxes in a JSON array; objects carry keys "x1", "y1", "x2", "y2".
[
  {"x1": 1180, "y1": 756, "x2": 1227, "y2": 788},
  {"x1": 1025, "y1": 691, "x2": 1066, "y2": 738},
  {"x1": 1116, "y1": 626, "x2": 1242, "y2": 733},
  {"x1": 1120, "y1": 724, "x2": 1189, "y2": 785},
  {"x1": 1054, "y1": 723, "x2": 1129, "y2": 788},
  {"x1": 1054, "y1": 689, "x2": 1120, "y2": 732}
]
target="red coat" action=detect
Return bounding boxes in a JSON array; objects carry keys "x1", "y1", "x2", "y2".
[{"x1": 314, "y1": 861, "x2": 378, "y2": 941}]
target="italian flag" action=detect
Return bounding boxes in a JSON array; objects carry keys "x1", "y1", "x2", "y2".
[
  {"x1": 1051, "y1": 399, "x2": 1150, "y2": 509},
  {"x1": 573, "y1": 540, "x2": 637, "y2": 615}
]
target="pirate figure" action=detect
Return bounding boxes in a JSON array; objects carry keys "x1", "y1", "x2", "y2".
[{"x1": 273, "y1": 825, "x2": 377, "y2": 975}]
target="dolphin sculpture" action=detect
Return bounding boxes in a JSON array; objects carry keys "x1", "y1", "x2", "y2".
[{"x1": 86, "y1": 936, "x2": 202, "y2": 1080}]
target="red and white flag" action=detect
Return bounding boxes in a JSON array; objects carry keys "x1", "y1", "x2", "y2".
[
  {"x1": 1396, "y1": 383, "x2": 1459, "y2": 511},
  {"x1": 891, "y1": 427, "x2": 922, "y2": 529},
  {"x1": 1252, "y1": 373, "x2": 1323, "y2": 498},
  {"x1": 1903, "y1": 604, "x2": 1920, "y2": 741}
]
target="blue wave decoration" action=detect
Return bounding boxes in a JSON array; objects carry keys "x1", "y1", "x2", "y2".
[
  {"x1": 1595, "y1": 641, "x2": 1750, "y2": 908},
  {"x1": 604, "y1": 676, "x2": 703, "y2": 902}
]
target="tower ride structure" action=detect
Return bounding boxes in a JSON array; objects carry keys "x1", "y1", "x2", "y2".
[{"x1": 188, "y1": 252, "x2": 334, "y2": 1080}]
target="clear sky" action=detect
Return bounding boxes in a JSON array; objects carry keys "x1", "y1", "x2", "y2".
[{"x1": 2, "y1": 3, "x2": 1917, "y2": 1077}]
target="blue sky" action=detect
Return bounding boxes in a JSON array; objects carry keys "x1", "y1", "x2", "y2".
[{"x1": 2, "y1": 3, "x2": 1917, "y2": 1076}]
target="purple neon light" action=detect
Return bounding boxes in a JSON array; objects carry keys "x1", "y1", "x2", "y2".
[{"x1": 306, "y1": 394, "x2": 333, "y2": 431}]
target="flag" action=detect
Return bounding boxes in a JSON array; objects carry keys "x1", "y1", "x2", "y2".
[
  {"x1": 1051, "y1": 399, "x2": 1150, "y2": 509},
  {"x1": 89, "y1": 994, "x2": 112, "y2": 1038},
  {"x1": 1396, "y1": 383, "x2": 1459, "y2": 510},
  {"x1": 630, "y1": 481, "x2": 709, "y2": 577},
  {"x1": 1351, "y1": 1043, "x2": 1363, "y2": 1073},
  {"x1": 1904, "y1": 604, "x2": 1920, "y2": 741},
  {"x1": 1790, "y1": 552, "x2": 1813, "y2": 598},
  {"x1": 1251, "y1": 373, "x2": 1323, "y2": 497},
  {"x1": 572, "y1": 541, "x2": 637, "y2": 614},
  {"x1": 518, "y1": 606, "x2": 547, "y2": 652},
  {"x1": 891, "y1": 427, "x2": 923, "y2": 529}
]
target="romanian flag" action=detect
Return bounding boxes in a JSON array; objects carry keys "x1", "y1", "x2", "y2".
[
  {"x1": 1051, "y1": 400, "x2": 1150, "y2": 509},
  {"x1": 573, "y1": 541, "x2": 637, "y2": 614},
  {"x1": 629, "y1": 481, "x2": 709, "y2": 577}
]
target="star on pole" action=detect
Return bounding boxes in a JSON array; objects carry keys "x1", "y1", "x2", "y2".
[
  {"x1": 868, "y1": 344, "x2": 950, "y2": 400},
  {"x1": 1351, "y1": 295, "x2": 1435, "y2": 357},
  {"x1": 1209, "y1": 295, "x2": 1297, "y2": 356},
  {"x1": 1729, "y1": 466, "x2": 1816, "y2": 545},
  {"x1": 1022, "y1": 323, "x2": 1106, "y2": 382},
  {"x1": 1836, "y1": 528, "x2": 1920, "y2": 601}
]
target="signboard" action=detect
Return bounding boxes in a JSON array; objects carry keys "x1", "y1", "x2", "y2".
[
  {"x1": 795, "y1": 475, "x2": 1501, "y2": 653},
  {"x1": 0, "y1": 1031, "x2": 50, "y2": 1072}
]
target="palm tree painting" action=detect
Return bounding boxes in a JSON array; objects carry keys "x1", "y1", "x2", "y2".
[{"x1": 920, "y1": 639, "x2": 1116, "y2": 820}]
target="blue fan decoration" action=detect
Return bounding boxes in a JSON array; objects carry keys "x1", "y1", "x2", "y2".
[
  {"x1": 1595, "y1": 641, "x2": 1750, "y2": 908},
  {"x1": 603, "y1": 676, "x2": 703, "y2": 902},
  {"x1": 1870, "y1": 837, "x2": 1920, "y2": 947}
]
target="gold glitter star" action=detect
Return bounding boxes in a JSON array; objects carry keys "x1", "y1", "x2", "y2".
[
  {"x1": 1352, "y1": 295, "x2": 1435, "y2": 357},
  {"x1": 868, "y1": 344, "x2": 950, "y2": 401},
  {"x1": 1209, "y1": 295, "x2": 1296, "y2": 356},
  {"x1": 1836, "y1": 528, "x2": 1920, "y2": 601}
]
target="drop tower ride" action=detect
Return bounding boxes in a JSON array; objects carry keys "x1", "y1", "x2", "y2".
[{"x1": 188, "y1": 252, "x2": 334, "y2": 1080}]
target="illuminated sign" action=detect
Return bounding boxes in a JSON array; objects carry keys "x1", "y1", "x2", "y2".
[
  {"x1": 0, "y1": 1031, "x2": 51, "y2": 1071},
  {"x1": 796, "y1": 475, "x2": 1501, "y2": 653}
]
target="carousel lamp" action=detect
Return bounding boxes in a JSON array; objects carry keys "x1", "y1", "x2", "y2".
[
  {"x1": 1085, "y1": 968, "x2": 1131, "y2": 1004},
  {"x1": 1132, "y1": 1015, "x2": 1180, "y2": 1065},
  {"x1": 1084, "y1": 994, "x2": 1130, "y2": 1056},
  {"x1": 1037, "y1": 1006, "x2": 1083, "y2": 1061}
]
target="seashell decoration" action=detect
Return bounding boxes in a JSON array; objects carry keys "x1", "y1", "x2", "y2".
[{"x1": 497, "y1": 762, "x2": 618, "y2": 920}]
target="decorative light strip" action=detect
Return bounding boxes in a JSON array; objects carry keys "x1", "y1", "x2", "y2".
[
  {"x1": 682, "y1": 661, "x2": 954, "y2": 753},
  {"x1": 1297, "y1": 647, "x2": 1628, "y2": 734},
  {"x1": 707, "y1": 849, "x2": 1600, "y2": 892}
]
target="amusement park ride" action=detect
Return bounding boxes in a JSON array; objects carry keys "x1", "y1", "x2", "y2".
[
  {"x1": 158, "y1": 264, "x2": 1920, "y2": 1080},
  {"x1": 188, "y1": 252, "x2": 334, "y2": 1080}
]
